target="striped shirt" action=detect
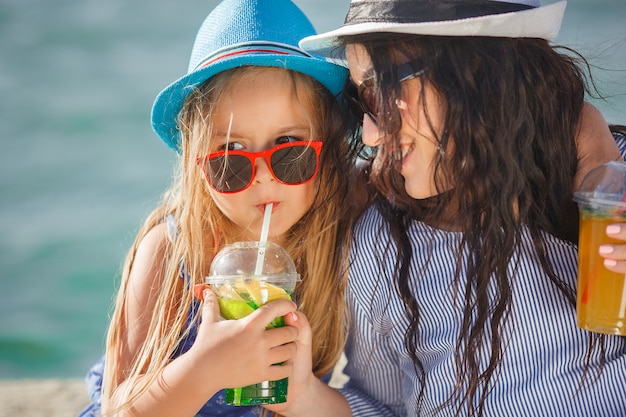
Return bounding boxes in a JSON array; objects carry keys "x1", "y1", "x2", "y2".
[{"x1": 341, "y1": 203, "x2": 626, "y2": 416}]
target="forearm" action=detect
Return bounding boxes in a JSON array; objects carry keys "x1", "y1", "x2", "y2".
[
  {"x1": 103, "y1": 352, "x2": 218, "y2": 417},
  {"x1": 280, "y1": 376, "x2": 352, "y2": 417}
]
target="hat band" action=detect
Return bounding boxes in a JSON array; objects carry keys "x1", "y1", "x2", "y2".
[
  {"x1": 193, "y1": 41, "x2": 312, "y2": 71},
  {"x1": 344, "y1": 0, "x2": 534, "y2": 25}
]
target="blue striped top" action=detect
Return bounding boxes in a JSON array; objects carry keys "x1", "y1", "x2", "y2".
[{"x1": 340, "y1": 197, "x2": 626, "y2": 416}]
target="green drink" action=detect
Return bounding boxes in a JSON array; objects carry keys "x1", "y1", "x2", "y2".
[{"x1": 207, "y1": 241, "x2": 299, "y2": 405}]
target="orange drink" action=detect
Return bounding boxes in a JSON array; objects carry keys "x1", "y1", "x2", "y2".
[
  {"x1": 575, "y1": 161, "x2": 626, "y2": 336},
  {"x1": 577, "y1": 208, "x2": 626, "y2": 335}
]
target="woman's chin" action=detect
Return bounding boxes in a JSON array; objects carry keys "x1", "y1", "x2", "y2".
[{"x1": 404, "y1": 180, "x2": 437, "y2": 200}]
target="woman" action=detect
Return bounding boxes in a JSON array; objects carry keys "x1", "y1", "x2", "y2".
[{"x1": 270, "y1": 1, "x2": 626, "y2": 416}]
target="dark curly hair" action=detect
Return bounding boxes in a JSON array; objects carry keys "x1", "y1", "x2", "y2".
[{"x1": 342, "y1": 33, "x2": 610, "y2": 417}]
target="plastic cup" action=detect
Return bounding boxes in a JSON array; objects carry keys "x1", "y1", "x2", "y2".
[
  {"x1": 574, "y1": 161, "x2": 626, "y2": 335},
  {"x1": 206, "y1": 241, "x2": 300, "y2": 405}
]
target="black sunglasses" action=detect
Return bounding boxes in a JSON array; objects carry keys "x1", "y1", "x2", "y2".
[
  {"x1": 344, "y1": 58, "x2": 427, "y2": 125},
  {"x1": 197, "y1": 141, "x2": 323, "y2": 193}
]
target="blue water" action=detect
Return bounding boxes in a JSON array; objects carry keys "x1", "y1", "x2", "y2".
[{"x1": 0, "y1": 0, "x2": 624, "y2": 379}]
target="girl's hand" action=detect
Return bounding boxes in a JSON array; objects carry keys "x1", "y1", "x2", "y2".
[
  {"x1": 189, "y1": 284, "x2": 299, "y2": 394},
  {"x1": 263, "y1": 310, "x2": 314, "y2": 416},
  {"x1": 599, "y1": 224, "x2": 626, "y2": 274},
  {"x1": 263, "y1": 312, "x2": 351, "y2": 417}
]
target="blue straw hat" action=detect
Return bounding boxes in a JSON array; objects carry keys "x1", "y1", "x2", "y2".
[{"x1": 151, "y1": 0, "x2": 348, "y2": 152}]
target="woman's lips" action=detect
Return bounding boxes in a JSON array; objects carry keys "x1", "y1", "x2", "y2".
[{"x1": 399, "y1": 143, "x2": 414, "y2": 171}]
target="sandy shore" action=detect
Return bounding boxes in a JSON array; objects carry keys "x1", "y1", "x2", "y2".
[
  {"x1": 0, "y1": 378, "x2": 89, "y2": 417},
  {"x1": 0, "y1": 356, "x2": 347, "y2": 417}
]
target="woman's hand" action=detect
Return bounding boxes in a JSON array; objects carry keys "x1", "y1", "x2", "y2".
[{"x1": 599, "y1": 224, "x2": 626, "y2": 274}]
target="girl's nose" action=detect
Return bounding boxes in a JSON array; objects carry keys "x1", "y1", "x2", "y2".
[
  {"x1": 361, "y1": 114, "x2": 383, "y2": 147},
  {"x1": 254, "y1": 157, "x2": 275, "y2": 184}
]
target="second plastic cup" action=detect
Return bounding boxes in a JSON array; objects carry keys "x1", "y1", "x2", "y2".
[
  {"x1": 574, "y1": 161, "x2": 626, "y2": 335},
  {"x1": 206, "y1": 241, "x2": 300, "y2": 405}
]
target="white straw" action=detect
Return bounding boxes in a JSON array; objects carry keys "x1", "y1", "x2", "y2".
[{"x1": 254, "y1": 203, "x2": 273, "y2": 275}]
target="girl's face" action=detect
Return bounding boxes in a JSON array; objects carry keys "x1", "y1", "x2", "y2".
[
  {"x1": 206, "y1": 68, "x2": 317, "y2": 244},
  {"x1": 346, "y1": 44, "x2": 445, "y2": 199}
]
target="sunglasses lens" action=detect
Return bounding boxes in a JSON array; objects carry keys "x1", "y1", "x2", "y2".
[
  {"x1": 206, "y1": 154, "x2": 252, "y2": 193},
  {"x1": 344, "y1": 81, "x2": 378, "y2": 124},
  {"x1": 359, "y1": 83, "x2": 378, "y2": 122},
  {"x1": 344, "y1": 83, "x2": 364, "y2": 120},
  {"x1": 270, "y1": 145, "x2": 317, "y2": 184}
]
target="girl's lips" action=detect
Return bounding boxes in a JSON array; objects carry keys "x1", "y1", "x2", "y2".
[{"x1": 257, "y1": 202, "x2": 278, "y2": 212}]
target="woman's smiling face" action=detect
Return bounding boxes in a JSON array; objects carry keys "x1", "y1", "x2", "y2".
[{"x1": 346, "y1": 43, "x2": 446, "y2": 200}]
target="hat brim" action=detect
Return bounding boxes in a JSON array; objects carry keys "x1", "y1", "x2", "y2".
[
  {"x1": 151, "y1": 54, "x2": 347, "y2": 151},
  {"x1": 299, "y1": 0, "x2": 566, "y2": 61}
]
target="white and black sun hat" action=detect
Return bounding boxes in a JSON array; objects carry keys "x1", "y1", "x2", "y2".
[{"x1": 300, "y1": 0, "x2": 567, "y2": 60}]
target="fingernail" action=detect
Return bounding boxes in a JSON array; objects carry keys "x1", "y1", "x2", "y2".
[
  {"x1": 605, "y1": 259, "x2": 618, "y2": 267},
  {"x1": 599, "y1": 245, "x2": 615, "y2": 254},
  {"x1": 607, "y1": 225, "x2": 622, "y2": 235},
  {"x1": 203, "y1": 289, "x2": 211, "y2": 299}
]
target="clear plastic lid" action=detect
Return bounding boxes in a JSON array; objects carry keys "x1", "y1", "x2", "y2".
[
  {"x1": 574, "y1": 161, "x2": 626, "y2": 208},
  {"x1": 207, "y1": 241, "x2": 300, "y2": 283}
]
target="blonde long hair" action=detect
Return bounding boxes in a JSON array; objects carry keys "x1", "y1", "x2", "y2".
[{"x1": 102, "y1": 66, "x2": 357, "y2": 415}]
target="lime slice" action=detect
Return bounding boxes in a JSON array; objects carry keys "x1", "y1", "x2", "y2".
[
  {"x1": 218, "y1": 298, "x2": 255, "y2": 320},
  {"x1": 267, "y1": 316, "x2": 285, "y2": 329}
]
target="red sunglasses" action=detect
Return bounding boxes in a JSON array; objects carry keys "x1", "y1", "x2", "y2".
[{"x1": 197, "y1": 141, "x2": 323, "y2": 193}]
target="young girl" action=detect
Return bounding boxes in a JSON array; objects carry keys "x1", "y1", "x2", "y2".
[
  {"x1": 271, "y1": 1, "x2": 626, "y2": 416},
  {"x1": 78, "y1": 0, "x2": 357, "y2": 416}
]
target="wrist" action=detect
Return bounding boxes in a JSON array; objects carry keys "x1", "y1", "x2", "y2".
[
  {"x1": 175, "y1": 347, "x2": 221, "y2": 399},
  {"x1": 281, "y1": 376, "x2": 350, "y2": 417}
]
